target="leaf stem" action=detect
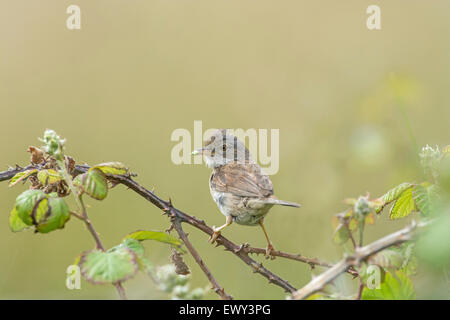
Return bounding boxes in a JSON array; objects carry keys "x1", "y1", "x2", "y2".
[{"x1": 59, "y1": 160, "x2": 127, "y2": 300}]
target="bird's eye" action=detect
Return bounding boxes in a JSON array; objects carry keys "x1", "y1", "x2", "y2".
[{"x1": 222, "y1": 145, "x2": 227, "y2": 152}]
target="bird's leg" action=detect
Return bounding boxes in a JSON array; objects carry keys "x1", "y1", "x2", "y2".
[
  {"x1": 209, "y1": 215, "x2": 233, "y2": 243},
  {"x1": 259, "y1": 219, "x2": 275, "y2": 259}
]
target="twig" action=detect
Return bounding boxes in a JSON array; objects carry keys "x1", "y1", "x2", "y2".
[
  {"x1": 0, "y1": 165, "x2": 36, "y2": 181},
  {"x1": 70, "y1": 211, "x2": 85, "y2": 221},
  {"x1": 345, "y1": 222, "x2": 358, "y2": 249},
  {"x1": 243, "y1": 247, "x2": 359, "y2": 277},
  {"x1": 356, "y1": 279, "x2": 364, "y2": 300},
  {"x1": 115, "y1": 282, "x2": 127, "y2": 300},
  {"x1": 292, "y1": 220, "x2": 428, "y2": 300},
  {"x1": 77, "y1": 196, "x2": 104, "y2": 251},
  {"x1": 172, "y1": 217, "x2": 233, "y2": 300},
  {"x1": 244, "y1": 246, "x2": 330, "y2": 268}
]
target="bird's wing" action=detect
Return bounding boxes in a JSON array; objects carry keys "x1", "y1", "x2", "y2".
[{"x1": 211, "y1": 163, "x2": 274, "y2": 198}]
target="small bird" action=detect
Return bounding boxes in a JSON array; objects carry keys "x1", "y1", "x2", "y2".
[{"x1": 192, "y1": 129, "x2": 301, "y2": 257}]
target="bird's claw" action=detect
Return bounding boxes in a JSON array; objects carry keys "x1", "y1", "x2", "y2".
[{"x1": 209, "y1": 226, "x2": 221, "y2": 243}]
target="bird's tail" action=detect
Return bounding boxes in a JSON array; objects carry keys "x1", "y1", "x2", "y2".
[{"x1": 267, "y1": 198, "x2": 302, "y2": 208}]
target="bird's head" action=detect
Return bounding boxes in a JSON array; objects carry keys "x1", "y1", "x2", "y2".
[{"x1": 192, "y1": 129, "x2": 253, "y2": 168}]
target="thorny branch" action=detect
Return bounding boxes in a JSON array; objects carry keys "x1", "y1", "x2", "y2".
[
  {"x1": 1, "y1": 163, "x2": 429, "y2": 300},
  {"x1": 292, "y1": 220, "x2": 429, "y2": 300},
  {"x1": 0, "y1": 163, "x2": 345, "y2": 298}
]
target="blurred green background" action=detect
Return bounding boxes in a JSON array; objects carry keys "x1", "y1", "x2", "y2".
[{"x1": 0, "y1": 0, "x2": 449, "y2": 299}]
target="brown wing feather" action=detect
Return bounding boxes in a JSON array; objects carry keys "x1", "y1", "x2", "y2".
[{"x1": 211, "y1": 163, "x2": 274, "y2": 198}]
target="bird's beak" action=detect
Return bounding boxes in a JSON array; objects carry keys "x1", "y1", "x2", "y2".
[{"x1": 192, "y1": 148, "x2": 205, "y2": 155}]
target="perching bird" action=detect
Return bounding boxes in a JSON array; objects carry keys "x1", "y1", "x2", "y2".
[{"x1": 192, "y1": 129, "x2": 301, "y2": 257}]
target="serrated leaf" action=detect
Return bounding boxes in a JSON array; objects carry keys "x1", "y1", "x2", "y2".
[
  {"x1": 79, "y1": 248, "x2": 138, "y2": 284},
  {"x1": 73, "y1": 168, "x2": 108, "y2": 200},
  {"x1": 37, "y1": 169, "x2": 63, "y2": 185},
  {"x1": 362, "y1": 271, "x2": 415, "y2": 300},
  {"x1": 15, "y1": 189, "x2": 47, "y2": 225},
  {"x1": 9, "y1": 207, "x2": 30, "y2": 232},
  {"x1": 389, "y1": 188, "x2": 416, "y2": 220},
  {"x1": 123, "y1": 230, "x2": 185, "y2": 252},
  {"x1": 382, "y1": 183, "x2": 414, "y2": 202},
  {"x1": 92, "y1": 162, "x2": 129, "y2": 175},
  {"x1": 413, "y1": 184, "x2": 438, "y2": 217},
  {"x1": 9, "y1": 169, "x2": 38, "y2": 187},
  {"x1": 36, "y1": 196, "x2": 71, "y2": 233},
  {"x1": 376, "y1": 183, "x2": 414, "y2": 213}
]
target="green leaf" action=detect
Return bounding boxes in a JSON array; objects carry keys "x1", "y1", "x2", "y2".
[
  {"x1": 73, "y1": 168, "x2": 108, "y2": 200},
  {"x1": 9, "y1": 169, "x2": 38, "y2": 187},
  {"x1": 92, "y1": 162, "x2": 129, "y2": 175},
  {"x1": 79, "y1": 248, "x2": 138, "y2": 284},
  {"x1": 365, "y1": 212, "x2": 375, "y2": 225},
  {"x1": 333, "y1": 224, "x2": 350, "y2": 245},
  {"x1": 382, "y1": 183, "x2": 414, "y2": 203},
  {"x1": 389, "y1": 188, "x2": 416, "y2": 220},
  {"x1": 32, "y1": 198, "x2": 50, "y2": 224},
  {"x1": 116, "y1": 239, "x2": 155, "y2": 274},
  {"x1": 37, "y1": 169, "x2": 63, "y2": 185},
  {"x1": 9, "y1": 207, "x2": 30, "y2": 232},
  {"x1": 369, "y1": 249, "x2": 405, "y2": 269},
  {"x1": 123, "y1": 230, "x2": 185, "y2": 252},
  {"x1": 376, "y1": 183, "x2": 414, "y2": 213},
  {"x1": 15, "y1": 189, "x2": 47, "y2": 225},
  {"x1": 35, "y1": 195, "x2": 71, "y2": 233},
  {"x1": 413, "y1": 184, "x2": 438, "y2": 217},
  {"x1": 116, "y1": 239, "x2": 145, "y2": 257},
  {"x1": 417, "y1": 213, "x2": 450, "y2": 269},
  {"x1": 362, "y1": 271, "x2": 416, "y2": 300}
]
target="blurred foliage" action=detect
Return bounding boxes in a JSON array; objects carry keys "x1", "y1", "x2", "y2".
[
  {"x1": 361, "y1": 271, "x2": 415, "y2": 300},
  {"x1": 322, "y1": 145, "x2": 450, "y2": 300}
]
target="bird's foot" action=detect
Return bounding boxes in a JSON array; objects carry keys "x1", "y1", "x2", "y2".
[
  {"x1": 209, "y1": 226, "x2": 221, "y2": 244},
  {"x1": 265, "y1": 244, "x2": 276, "y2": 260}
]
